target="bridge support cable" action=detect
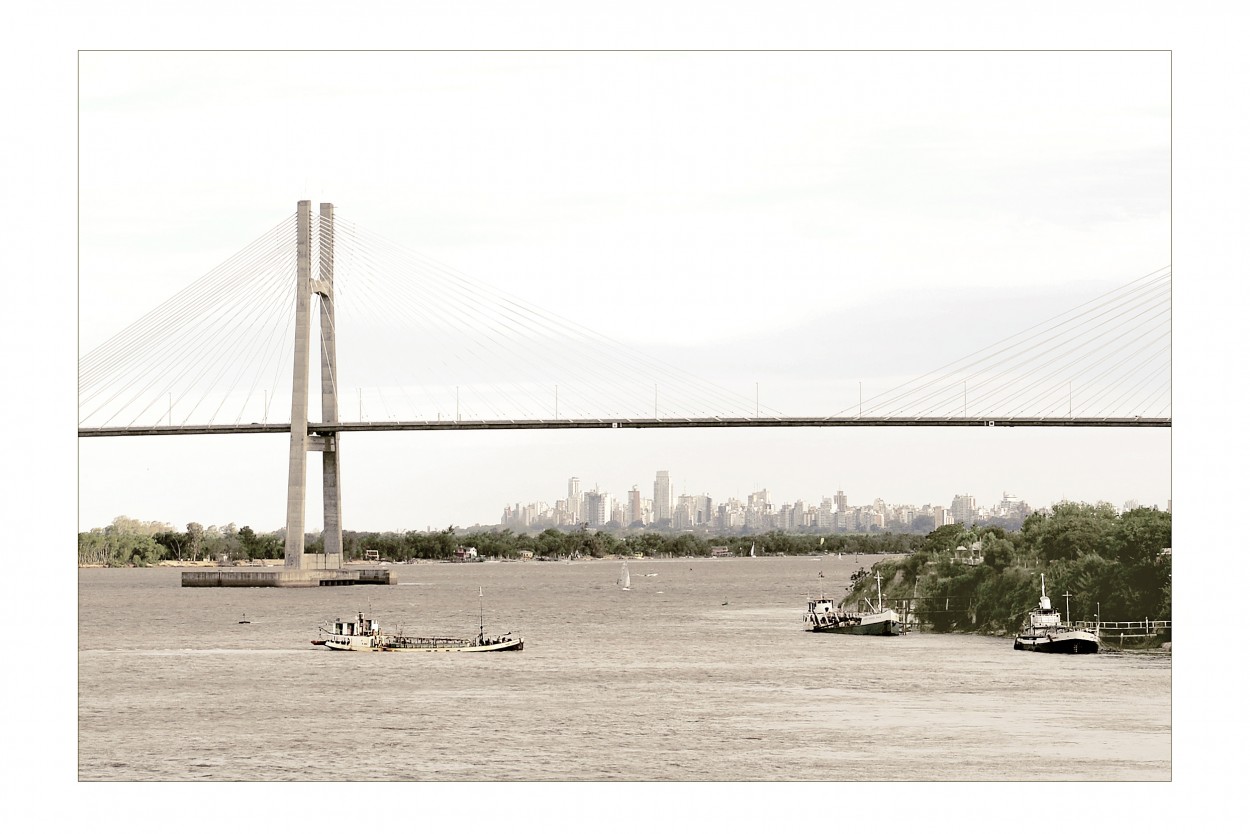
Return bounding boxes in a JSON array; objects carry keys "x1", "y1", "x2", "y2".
[
  {"x1": 78, "y1": 213, "x2": 297, "y2": 388},
  {"x1": 864, "y1": 268, "x2": 1169, "y2": 417},
  {"x1": 330, "y1": 225, "x2": 555, "y2": 420},
  {"x1": 328, "y1": 217, "x2": 782, "y2": 422},
  {"x1": 838, "y1": 267, "x2": 1171, "y2": 421},
  {"x1": 85, "y1": 241, "x2": 297, "y2": 428},
  {"x1": 962, "y1": 303, "x2": 1171, "y2": 419},
  {"x1": 79, "y1": 215, "x2": 300, "y2": 428},
  {"x1": 938, "y1": 292, "x2": 1170, "y2": 418},
  {"x1": 78, "y1": 215, "x2": 296, "y2": 398},
  {"x1": 885, "y1": 276, "x2": 1170, "y2": 419},
  {"x1": 331, "y1": 221, "x2": 683, "y2": 420},
  {"x1": 324, "y1": 231, "x2": 500, "y2": 421},
  {"x1": 1034, "y1": 336, "x2": 1170, "y2": 419}
]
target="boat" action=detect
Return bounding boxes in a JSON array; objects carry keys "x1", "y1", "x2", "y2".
[
  {"x1": 618, "y1": 563, "x2": 631, "y2": 591},
  {"x1": 804, "y1": 571, "x2": 901, "y2": 636},
  {"x1": 314, "y1": 610, "x2": 524, "y2": 653},
  {"x1": 1013, "y1": 574, "x2": 1099, "y2": 654}
]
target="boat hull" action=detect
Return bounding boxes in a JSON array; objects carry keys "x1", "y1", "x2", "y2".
[
  {"x1": 809, "y1": 620, "x2": 901, "y2": 636},
  {"x1": 1013, "y1": 631, "x2": 1099, "y2": 654},
  {"x1": 323, "y1": 636, "x2": 524, "y2": 652},
  {"x1": 807, "y1": 610, "x2": 901, "y2": 636},
  {"x1": 381, "y1": 637, "x2": 524, "y2": 653}
]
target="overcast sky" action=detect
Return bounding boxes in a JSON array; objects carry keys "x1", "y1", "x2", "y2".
[{"x1": 76, "y1": 49, "x2": 1172, "y2": 532}]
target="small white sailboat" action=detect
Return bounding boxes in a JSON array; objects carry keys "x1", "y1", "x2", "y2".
[
  {"x1": 618, "y1": 563, "x2": 632, "y2": 591},
  {"x1": 749, "y1": 543, "x2": 757, "y2": 558}
]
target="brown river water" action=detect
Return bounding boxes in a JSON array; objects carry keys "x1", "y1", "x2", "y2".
[{"x1": 78, "y1": 556, "x2": 1170, "y2": 781}]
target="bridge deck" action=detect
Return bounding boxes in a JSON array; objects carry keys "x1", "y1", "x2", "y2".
[{"x1": 79, "y1": 416, "x2": 1172, "y2": 437}]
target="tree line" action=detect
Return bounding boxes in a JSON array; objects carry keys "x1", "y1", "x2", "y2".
[
  {"x1": 78, "y1": 518, "x2": 284, "y2": 565},
  {"x1": 79, "y1": 516, "x2": 928, "y2": 566},
  {"x1": 840, "y1": 502, "x2": 1171, "y2": 631}
]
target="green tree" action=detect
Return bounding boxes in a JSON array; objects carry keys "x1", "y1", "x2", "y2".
[
  {"x1": 238, "y1": 526, "x2": 258, "y2": 560},
  {"x1": 926, "y1": 524, "x2": 966, "y2": 555},
  {"x1": 186, "y1": 522, "x2": 205, "y2": 561},
  {"x1": 980, "y1": 536, "x2": 1016, "y2": 572},
  {"x1": 153, "y1": 530, "x2": 186, "y2": 561},
  {"x1": 1110, "y1": 507, "x2": 1171, "y2": 566},
  {"x1": 1019, "y1": 501, "x2": 1118, "y2": 564}
]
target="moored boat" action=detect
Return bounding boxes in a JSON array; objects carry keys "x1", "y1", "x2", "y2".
[
  {"x1": 314, "y1": 611, "x2": 524, "y2": 653},
  {"x1": 1013, "y1": 574, "x2": 1098, "y2": 654},
  {"x1": 804, "y1": 571, "x2": 901, "y2": 636}
]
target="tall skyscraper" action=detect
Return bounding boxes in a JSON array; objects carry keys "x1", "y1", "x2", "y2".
[
  {"x1": 628, "y1": 486, "x2": 642, "y2": 525},
  {"x1": 653, "y1": 471, "x2": 672, "y2": 522},
  {"x1": 834, "y1": 490, "x2": 848, "y2": 512},
  {"x1": 585, "y1": 490, "x2": 611, "y2": 527},
  {"x1": 568, "y1": 477, "x2": 581, "y2": 522},
  {"x1": 951, "y1": 494, "x2": 977, "y2": 525}
]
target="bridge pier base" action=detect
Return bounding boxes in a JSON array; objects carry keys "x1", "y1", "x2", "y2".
[{"x1": 181, "y1": 568, "x2": 396, "y2": 588}]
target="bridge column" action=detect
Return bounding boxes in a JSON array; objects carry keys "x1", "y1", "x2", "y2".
[
  {"x1": 284, "y1": 200, "x2": 346, "y2": 570},
  {"x1": 284, "y1": 200, "x2": 313, "y2": 568},
  {"x1": 317, "y1": 202, "x2": 343, "y2": 568}
]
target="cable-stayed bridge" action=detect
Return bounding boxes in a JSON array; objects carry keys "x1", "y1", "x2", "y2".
[{"x1": 78, "y1": 201, "x2": 1170, "y2": 570}]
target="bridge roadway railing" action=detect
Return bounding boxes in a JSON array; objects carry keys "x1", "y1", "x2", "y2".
[{"x1": 77, "y1": 415, "x2": 1172, "y2": 437}]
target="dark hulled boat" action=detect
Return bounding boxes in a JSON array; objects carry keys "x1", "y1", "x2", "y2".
[
  {"x1": 804, "y1": 571, "x2": 901, "y2": 636},
  {"x1": 1013, "y1": 575, "x2": 1098, "y2": 654}
]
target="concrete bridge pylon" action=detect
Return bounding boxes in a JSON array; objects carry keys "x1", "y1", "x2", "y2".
[{"x1": 284, "y1": 200, "x2": 344, "y2": 570}]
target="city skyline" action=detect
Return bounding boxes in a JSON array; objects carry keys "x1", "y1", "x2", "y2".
[{"x1": 498, "y1": 468, "x2": 1159, "y2": 534}]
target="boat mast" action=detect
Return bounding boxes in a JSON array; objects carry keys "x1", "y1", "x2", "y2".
[
  {"x1": 479, "y1": 586, "x2": 484, "y2": 640},
  {"x1": 875, "y1": 571, "x2": 883, "y2": 612}
]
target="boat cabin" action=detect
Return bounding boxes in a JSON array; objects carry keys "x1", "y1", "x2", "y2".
[
  {"x1": 331, "y1": 613, "x2": 380, "y2": 637},
  {"x1": 809, "y1": 599, "x2": 836, "y2": 615}
]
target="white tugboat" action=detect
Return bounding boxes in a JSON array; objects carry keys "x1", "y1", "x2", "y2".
[
  {"x1": 804, "y1": 571, "x2": 901, "y2": 636},
  {"x1": 1013, "y1": 574, "x2": 1099, "y2": 654}
]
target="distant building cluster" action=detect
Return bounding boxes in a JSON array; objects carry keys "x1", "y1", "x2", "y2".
[{"x1": 498, "y1": 471, "x2": 1044, "y2": 533}]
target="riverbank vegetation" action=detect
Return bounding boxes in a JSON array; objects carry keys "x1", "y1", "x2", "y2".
[
  {"x1": 839, "y1": 502, "x2": 1171, "y2": 632},
  {"x1": 79, "y1": 516, "x2": 926, "y2": 566}
]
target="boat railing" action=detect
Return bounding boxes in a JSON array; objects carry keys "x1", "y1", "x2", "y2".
[
  {"x1": 385, "y1": 635, "x2": 475, "y2": 649},
  {"x1": 1071, "y1": 619, "x2": 1170, "y2": 636}
]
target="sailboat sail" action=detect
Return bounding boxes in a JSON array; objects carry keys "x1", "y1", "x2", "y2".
[
  {"x1": 618, "y1": 563, "x2": 631, "y2": 590},
  {"x1": 749, "y1": 543, "x2": 756, "y2": 558}
]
